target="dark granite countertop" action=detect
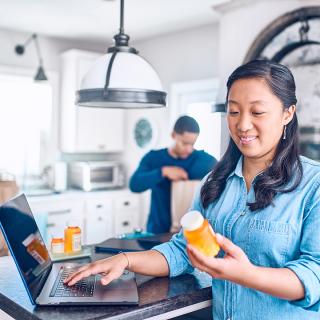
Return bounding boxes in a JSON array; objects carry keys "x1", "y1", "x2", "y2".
[{"x1": 0, "y1": 250, "x2": 212, "y2": 320}]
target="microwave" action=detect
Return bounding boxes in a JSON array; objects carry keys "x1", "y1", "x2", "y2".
[{"x1": 69, "y1": 161, "x2": 125, "y2": 191}]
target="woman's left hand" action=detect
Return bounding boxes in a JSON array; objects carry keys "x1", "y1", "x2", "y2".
[{"x1": 187, "y1": 233, "x2": 256, "y2": 285}]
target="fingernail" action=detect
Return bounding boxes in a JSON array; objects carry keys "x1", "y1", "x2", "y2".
[{"x1": 216, "y1": 233, "x2": 222, "y2": 241}]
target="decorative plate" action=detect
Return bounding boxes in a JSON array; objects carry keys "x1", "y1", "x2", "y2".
[{"x1": 134, "y1": 118, "x2": 153, "y2": 148}]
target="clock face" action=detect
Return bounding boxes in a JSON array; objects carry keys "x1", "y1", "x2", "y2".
[{"x1": 134, "y1": 118, "x2": 153, "y2": 148}]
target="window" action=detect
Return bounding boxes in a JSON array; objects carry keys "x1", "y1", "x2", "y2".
[
  {"x1": 0, "y1": 72, "x2": 55, "y2": 188},
  {"x1": 170, "y1": 78, "x2": 221, "y2": 159}
]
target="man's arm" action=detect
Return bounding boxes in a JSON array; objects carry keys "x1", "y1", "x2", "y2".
[
  {"x1": 129, "y1": 152, "x2": 165, "y2": 192},
  {"x1": 189, "y1": 152, "x2": 217, "y2": 180}
]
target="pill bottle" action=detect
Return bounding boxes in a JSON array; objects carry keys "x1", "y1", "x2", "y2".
[
  {"x1": 180, "y1": 210, "x2": 220, "y2": 257},
  {"x1": 22, "y1": 232, "x2": 49, "y2": 264},
  {"x1": 51, "y1": 234, "x2": 64, "y2": 255},
  {"x1": 64, "y1": 221, "x2": 81, "y2": 253}
]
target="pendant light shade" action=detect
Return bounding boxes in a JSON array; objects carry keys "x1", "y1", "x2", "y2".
[
  {"x1": 76, "y1": 0, "x2": 166, "y2": 109},
  {"x1": 34, "y1": 65, "x2": 48, "y2": 81},
  {"x1": 77, "y1": 51, "x2": 166, "y2": 108}
]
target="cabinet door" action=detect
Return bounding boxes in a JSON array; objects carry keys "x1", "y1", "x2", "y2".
[
  {"x1": 76, "y1": 108, "x2": 124, "y2": 152},
  {"x1": 114, "y1": 211, "x2": 138, "y2": 235},
  {"x1": 114, "y1": 195, "x2": 140, "y2": 235},
  {"x1": 85, "y1": 199, "x2": 113, "y2": 245}
]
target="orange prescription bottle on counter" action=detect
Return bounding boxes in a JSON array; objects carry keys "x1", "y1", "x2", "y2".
[
  {"x1": 180, "y1": 210, "x2": 220, "y2": 257},
  {"x1": 51, "y1": 236, "x2": 64, "y2": 255},
  {"x1": 64, "y1": 222, "x2": 82, "y2": 254}
]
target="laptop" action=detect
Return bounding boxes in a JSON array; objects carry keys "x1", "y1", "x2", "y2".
[{"x1": 0, "y1": 194, "x2": 139, "y2": 306}]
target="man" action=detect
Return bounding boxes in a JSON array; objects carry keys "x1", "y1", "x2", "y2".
[{"x1": 129, "y1": 115, "x2": 217, "y2": 234}]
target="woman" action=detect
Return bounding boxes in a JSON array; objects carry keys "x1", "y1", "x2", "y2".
[{"x1": 65, "y1": 60, "x2": 320, "y2": 319}]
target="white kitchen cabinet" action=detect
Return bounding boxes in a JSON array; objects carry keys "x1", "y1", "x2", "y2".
[
  {"x1": 85, "y1": 198, "x2": 113, "y2": 245},
  {"x1": 114, "y1": 193, "x2": 140, "y2": 235},
  {"x1": 60, "y1": 49, "x2": 125, "y2": 153}
]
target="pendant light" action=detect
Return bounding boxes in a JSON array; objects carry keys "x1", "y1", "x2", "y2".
[
  {"x1": 14, "y1": 34, "x2": 48, "y2": 81},
  {"x1": 76, "y1": 0, "x2": 166, "y2": 109}
]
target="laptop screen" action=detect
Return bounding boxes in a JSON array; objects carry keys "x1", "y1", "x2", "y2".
[{"x1": 0, "y1": 194, "x2": 52, "y2": 302}]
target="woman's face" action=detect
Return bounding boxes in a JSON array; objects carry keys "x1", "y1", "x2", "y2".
[{"x1": 227, "y1": 77, "x2": 294, "y2": 162}]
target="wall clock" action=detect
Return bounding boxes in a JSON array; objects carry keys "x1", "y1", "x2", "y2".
[{"x1": 134, "y1": 118, "x2": 153, "y2": 148}]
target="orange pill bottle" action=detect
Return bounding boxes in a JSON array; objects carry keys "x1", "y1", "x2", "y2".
[
  {"x1": 180, "y1": 210, "x2": 220, "y2": 257},
  {"x1": 51, "y1": 236, "x2": 64, "y2": 255},
  {"x1": 64, "y1": 223, "x2": 82, "y2": 254}
]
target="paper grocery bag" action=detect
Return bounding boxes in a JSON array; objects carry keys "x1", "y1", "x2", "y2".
[{"x1": 170, "y1": 180, "x2": 201, "y2": 233}]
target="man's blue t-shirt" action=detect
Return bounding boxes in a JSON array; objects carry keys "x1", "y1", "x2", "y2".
[{"x1": 129, "y1": 148, "x2": 217, "y2": 233}]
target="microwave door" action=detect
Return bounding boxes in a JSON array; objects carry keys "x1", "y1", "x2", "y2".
[
  {"x1": 83, "y1": 166, "x2": 91, "y2": 191},
  {"x1": 91, "y1": 167, "x2": 114, "y2": 189}
]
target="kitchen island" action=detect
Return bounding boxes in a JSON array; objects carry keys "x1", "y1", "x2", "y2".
[{"x1": 0, "y1": 249, "x2": 212, "y2": 320}]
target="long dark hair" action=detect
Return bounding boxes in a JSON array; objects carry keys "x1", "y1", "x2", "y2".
[{"x1": 201, "y1": 59, "x2": 302, "y2": 211}]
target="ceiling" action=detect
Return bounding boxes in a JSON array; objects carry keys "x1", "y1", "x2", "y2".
[{"x1": 0, "y1": 0, "x2": 227, "y2": 43}]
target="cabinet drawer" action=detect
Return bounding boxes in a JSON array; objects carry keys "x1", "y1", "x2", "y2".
[
  {"x1": 86, "y1": 199, "x2": 112, "y2": 215},
  {"x1": 115, "y1": 211, "x2": 139, "y2": 235},
  {"x1": 115, "y1": 196, "x2": 139, "y2": 211}
]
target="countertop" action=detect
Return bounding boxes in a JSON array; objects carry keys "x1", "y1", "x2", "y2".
[{"x1": 0, "y1": 249, "x2": 212, "y2": 320}]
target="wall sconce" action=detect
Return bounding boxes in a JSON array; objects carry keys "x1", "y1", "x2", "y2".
[{"x1": 14, "y1": 34, "x2": 48, "y2": 81}]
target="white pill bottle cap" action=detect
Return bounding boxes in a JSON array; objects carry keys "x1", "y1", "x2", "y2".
[{"x1": 180, "y1": 210, "x2": 204, "y2": 231}]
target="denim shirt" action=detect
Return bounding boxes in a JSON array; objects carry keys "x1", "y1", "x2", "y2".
[{"x1": 153, "y1": 156, "x2": 320, "y2": 320}]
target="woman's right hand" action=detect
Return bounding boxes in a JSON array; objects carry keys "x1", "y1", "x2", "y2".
[{"x1": 64, "y1": 253, "x2": 129, "y2": 286}]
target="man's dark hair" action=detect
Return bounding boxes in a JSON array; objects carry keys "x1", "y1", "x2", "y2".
[
  {"x1": 201, "y1": 59, "x2": 302, "y2": 212},
  {"x1": 173, "y1": 115, "x2": 200, "y2": 134}
]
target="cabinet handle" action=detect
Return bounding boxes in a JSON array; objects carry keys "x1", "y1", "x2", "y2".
[
  {"x1": 96, "y1": 204, "x2": 103, "y2": 209},
  {"x1": 122, "y1": 221, "x2": 130, "y2": 226},
  {"x1": 98, "y1": 144, "x2": 106, "y2": 150},
  {"x1": 98, "y1": 216, "x2": 103, "y2": 221},
  {"x1": 48, "y1": 209, "x2": 71, "y2": 215},
  {"x1": 123, "y1": 201, "x2": 130, "y2": 206},
  {"x1": 46, "y1": 223, "x2": 56, "y2": 228}
]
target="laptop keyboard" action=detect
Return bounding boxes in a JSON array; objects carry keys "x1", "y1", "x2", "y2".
[{"x1": 50, "y1": 267, "x2": 95, "y2": 298}]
